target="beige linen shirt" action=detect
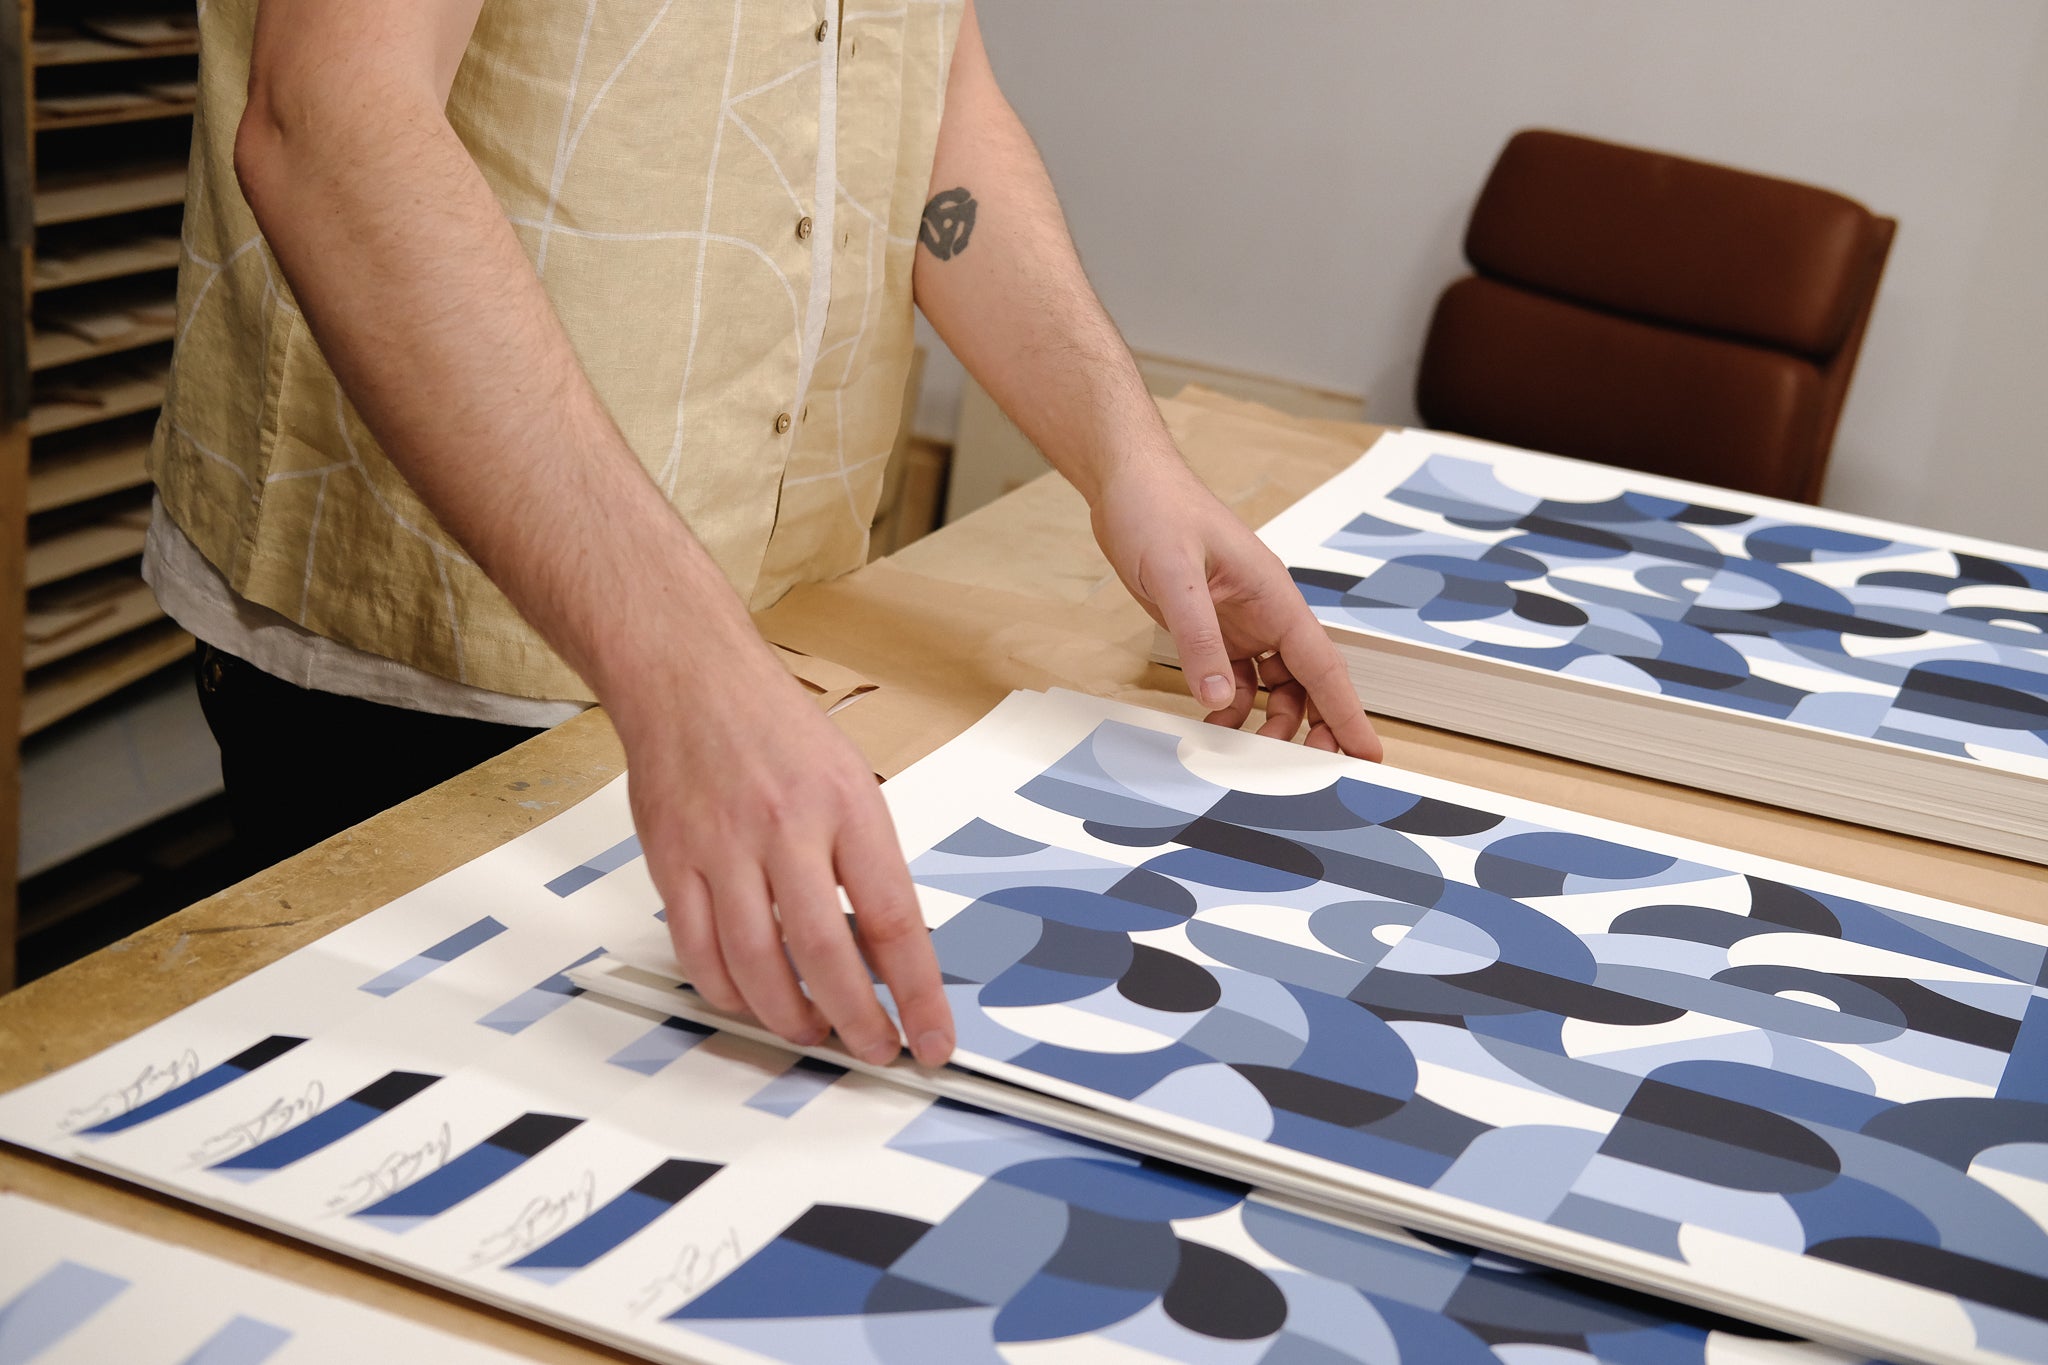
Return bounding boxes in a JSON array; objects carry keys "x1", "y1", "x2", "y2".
[{"x1": 152, "y1": 0, "x2": 963, "y2": 703}]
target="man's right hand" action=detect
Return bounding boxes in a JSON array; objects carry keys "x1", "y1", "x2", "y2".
[
  {"x1": 237, "y1": 0, "x2": 954, "y2": 1068},
  {"x1": 609, "y1": 652, "x2": 955, "y2": 1069}
]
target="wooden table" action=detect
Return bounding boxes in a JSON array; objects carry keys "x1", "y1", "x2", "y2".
[{"x1": 4, "y1": 388, "x2": 2042, "y2": 1358}]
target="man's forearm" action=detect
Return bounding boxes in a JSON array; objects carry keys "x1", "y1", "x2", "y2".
[
  {"x1": 234, "y1": 16, "x2": 766, "y2": 708},
  {"x1": 910, "y1": 4, "x2": 1383, "y2": 762},
  {"x1": 221, "y1": 0, "x2": 957, "y2": 1062},
  {"x1": 911, "y1": 4, "x2": 1176, "y2": 505}
]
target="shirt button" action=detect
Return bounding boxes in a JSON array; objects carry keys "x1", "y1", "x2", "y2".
[
  {"x1": 796, "y1": 215, "x2": 813, "y2": 240},
  {"x1": 774, "y1": 412, "x2": 793, "y2": 435},
  {"x1": 815, "y1": 18, "x2": 829, "y2": 41}
]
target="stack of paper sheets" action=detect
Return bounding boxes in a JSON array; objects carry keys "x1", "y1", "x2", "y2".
[
  {"x1": 1240, "y1": 429, "x2": 2048, "y2": 861},
  {"x1": 2, "y1": 691, "x2": 2041, "y2": 1364}
]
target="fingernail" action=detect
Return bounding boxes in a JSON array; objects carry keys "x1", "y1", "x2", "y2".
[
  {"x1": 859, "y1": 1037, "x2": 900, "y2": 1066},
  {"x1": 1199, "y1": 674, "x2": 1231, "y2": 707},
  {"x1": 914, "y1": 1030, "x2": 953, "y2": 1067},
  {"x1": 796, "y1": 1025, "x2": 828, "y2": 1048}
]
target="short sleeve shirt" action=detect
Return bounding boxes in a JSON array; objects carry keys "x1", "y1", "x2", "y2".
[{"x1": 152, "y1": 0, "x2": 964, "y2": 702}]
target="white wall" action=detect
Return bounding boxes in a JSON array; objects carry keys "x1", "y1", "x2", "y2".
[{"x1": 915, "y1": 0, "x2": 2048, "y2": 548}]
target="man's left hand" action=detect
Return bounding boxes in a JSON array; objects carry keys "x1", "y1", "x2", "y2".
[{"x1": 1091, "y1": 454, "x2": 1385, "y2": 761}]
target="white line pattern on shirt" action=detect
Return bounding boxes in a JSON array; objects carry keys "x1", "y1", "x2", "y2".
[
  {"x1": 531, "y1": 0, "x2": 599, "y2": 276},
  {"x1": 298, "y1": 471, "x2": 330, "y2": 622},
  {"x1": 660, "y1": 0, "x2": 749, "y2": 496},
  {"x1": 538, "y1": 0, "x2": 677, "y2": 276}
]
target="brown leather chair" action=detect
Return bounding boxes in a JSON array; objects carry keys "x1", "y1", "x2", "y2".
[{"x1": 1416, "y1": 129, "x2": 1895, "y2": 503}]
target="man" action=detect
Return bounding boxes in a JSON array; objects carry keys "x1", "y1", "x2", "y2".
[{"x1": 145, "y1": 0, "x2": 1382, "y2": 1074}]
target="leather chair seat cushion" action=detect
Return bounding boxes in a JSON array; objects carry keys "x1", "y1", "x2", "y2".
[
  {"x1": 1467, "y1": 130, "x2": 1882, "y2": 358},
  {"x1": 1417, "y1": 276, "x2": 1826, "y2": 497}
]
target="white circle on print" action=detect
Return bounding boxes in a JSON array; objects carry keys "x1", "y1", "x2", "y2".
[
  {"x1": 1948, "y1": 582, "x2": 2048, "y2": 617},
  {"x1": 1134, "y1": 1062, "x2": 1276, "y2": 1140},
  {"x1": 1177, "y1": 730, "x2": 1354, "y2": 796},
  {"x1": 1373, "y1": 911, "x2": 1501, "y2": 976},
  {"x1": 1777, "y1": 989, "x2": 1841, "y2": 1013},
  {"x1": 1693, "y1": 569, "x2": 1783, "y2": 611},
  {"x1": 1198, "y1": 902, "x2": 1331, "y2": 955},
  {"x1": 982, "y1": 1001, "x2": 1179, "y2": 1053}
]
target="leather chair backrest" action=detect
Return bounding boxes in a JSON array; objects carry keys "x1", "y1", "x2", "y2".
[
  {"x1": 1466, "y1": 130, "x2": 1890, "y2": 359},
  {"x1": 1417, "y1": 129, "x2": 1895, "y2": 503}
]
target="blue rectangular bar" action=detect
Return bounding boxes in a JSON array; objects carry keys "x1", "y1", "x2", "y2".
[
  {"x1": 508, "y1": 1158, "x2": 721, "y2": 1278},
  {"x1": 211, "y1": 1072, "x2": 439, "y2": 1177},
  {"x1": 2000, "y1": 994, "x2": 2048, "y2": 1102},
  {"x1": 0, "y1": 1261, "x2": 128, "y2": 1365},
  {"x1": 176, "y1": 1316, "x2": 291, "y2": 1365},
  {"x1": 545, "y1": 836, "x2": 643, "y2": 898},
  {"x1": 606, "y1": 1017, "x2": 712, "y2": 1076},
  {"x1": 82, "y1": 1036, "x2": 307, "y2": 1137},
  {"x1": 360, "y1": 917, "x2": 507, "y2": 997},
  {"x1": 355, "y1": 1113, "x2": 581, "y2": 1226},
  {"x1": 744, "y1": 1057, "x2": 844, "y2": 1118},
  {"x1": 476, "y1": 950, "x2": 604, "y2": 1035}
]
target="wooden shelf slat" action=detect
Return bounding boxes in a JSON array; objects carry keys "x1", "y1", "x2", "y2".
[
  {"x1": 26, "y1": 513, "x2": 151, "y2": 589},
  {"x1": 33, "y1": 33, "x2": 199, "y2": 68},
  {"x1": 35, "y1": 97, "x2": 195, "y2": 132},
  {"x1": 31, "y1": 316, "x2": 177, "y2": 371},
  {"x1": 24, "y1": 575, "x2": 165, "y2": 672},
  {"x1": 9, "y1": 11, "x2": 201, "y2": 960},
  {"x1": 20, "y1": 623, "x2": 195, "y2": 737},
  {"x1": 27, "y1": 434, "x2": 153, "y2": 513},
  {"x1": 31, "y1": 372, "x2": 168, "y2": 437},
  {"x1": 34, "y1": 163, "x2": 187, "y2": 227},
  {"x1": 34, "y1": 234, "x2": 182, "y2": 292}
]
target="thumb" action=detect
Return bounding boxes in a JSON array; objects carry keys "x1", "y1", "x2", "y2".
[{"x1": 1154, "y1": 562, "x2": 1234, "y2": 712}]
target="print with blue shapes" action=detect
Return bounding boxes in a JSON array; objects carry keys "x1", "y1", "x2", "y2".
[
  {"x1": 1289, "y1": 453, "x2": 2048, "y2": 768},
  {"x1": 910, "y1": 718, "x2": 2048, "y2": 1359}
]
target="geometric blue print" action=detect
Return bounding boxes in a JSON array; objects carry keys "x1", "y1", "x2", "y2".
[
  {"x1": 1290, "y1": 451, "x2": 2048, "y2": 765},
  {"x1": 669, "y1": 1098, "x2": 1865, "y2": 1364},
  {"x1": 910, "y1": 716, "x2": 2048, "y2": 1353}
]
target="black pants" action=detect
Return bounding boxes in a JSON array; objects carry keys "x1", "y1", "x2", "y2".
[{"x1": 196, "y1": 643, "x2": 546, "y2": 875}]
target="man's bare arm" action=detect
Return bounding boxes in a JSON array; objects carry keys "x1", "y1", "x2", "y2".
[
  {"x1": 914, "y1": 2, "x2": 1380, "y2": 759},
  {"x1": 237, "y1": 0, "x2": 708, "y2": 695},
  {"x1": 234, "y1": 0, "x2": 953, "y2": 1065}
]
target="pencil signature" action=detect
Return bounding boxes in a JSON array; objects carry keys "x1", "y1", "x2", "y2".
[
  {"x1": 187, "y1": 1082, "x2": 325, "y2": 1166},
  {"x1": 325, "y1": 1124, "x2": 455, "y2": 1214},
  {"x1": 469, "y1": 1171, "x2": 599, "y2": 1267},
  {"x1": 628, "y1": 1227, "x2": 746, "y2": 1315},
  {"x1": 60, "y1": 1050, "x2": 201, "y2": 1132}
]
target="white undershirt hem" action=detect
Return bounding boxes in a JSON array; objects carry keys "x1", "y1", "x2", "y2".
[{"x1": 143, "y1": 498, "x2": 588, "y2": 729}]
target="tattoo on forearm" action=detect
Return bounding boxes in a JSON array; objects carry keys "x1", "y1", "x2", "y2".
[{"x1": 919, "y1": 187, "x2": 978, "y2": 260}]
